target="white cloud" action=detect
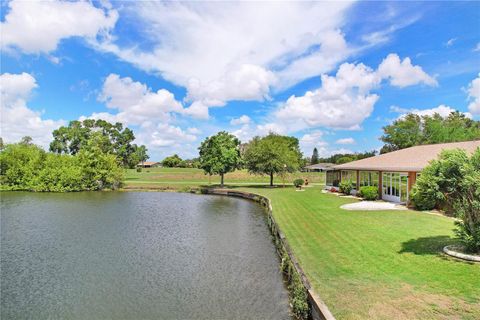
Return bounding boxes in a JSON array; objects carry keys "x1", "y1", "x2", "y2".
[
  {"x1": 336, "y1": 137, "x2": 355, "y2": 145},
  {"x1": 377, "y1": 53, "x2": 437, "y2": 87},
  {"x1": 0, "y1": 73, "x2": 65, "y2": 148},
  {"x1": 230, "y1": 115, "x2": 251, "y2": 126},
  {"x1": 1, "y1": 0, "x2": 118, "y2": 54},
  {"x1": 474, "y1": 43, "x2": 480, "y2": 52},
  {"x1": 390, "y1": 104, "x2": 472, "y2": 119},
  {"x1": 274, "y1": 62, "x2": 380, "y2": 130},
  {"x1": 272, "y1": 53, "x2": 436, "y2": 132},
  {"x1": 92, "y1": 1, "x2": 355, "y2": 113},
  {"x1": 445, "y1": 38, "x2": 457, "y2": 47},
  {"x1": 81, "y1": 74, "x2": 198, "y2": 158},
  {"x1": 96, "y1": 73, "x2": 183, "y2": 125},
  {"x1": 467, "y1": 74, "x2": 480, "y2": 115}
]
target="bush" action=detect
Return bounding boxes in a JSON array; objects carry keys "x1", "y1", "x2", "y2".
[
  {"x1": 359, "y1": 186, "x2": 378, "y2": 200},
  {"x1": 412, "y1": 148, "x2": 480, "y2": 253},
  {"x1": 339, "y1": 180, "x2": 353, "y2": 195},
  {"x1": 293, "y1": 178, "x2": 304, "y2": 188},
  {"x1": 136, "y1": 167, "x2": 142, "y2": 172}
]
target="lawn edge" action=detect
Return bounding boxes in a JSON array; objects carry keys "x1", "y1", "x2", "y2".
[{"x1": 201, "y1": 188, "x2": 335, "y2": 320}]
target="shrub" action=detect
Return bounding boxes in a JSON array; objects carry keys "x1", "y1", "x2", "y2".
[
  {"x1": 339, "y1": 180, "x2": 353, "y2": 195},
  {"x1": 136, "y1": 167, "x2": 142, "y2": 172},
  {"x1": 359, "y1": 186, "x2": 378, "y2": 200},
  {"x1": 293, "y1": 178, "x2": 304, "y2": 188},
  {"x1": 412, "y1": 148, "x2": 480, "y2": 253}
]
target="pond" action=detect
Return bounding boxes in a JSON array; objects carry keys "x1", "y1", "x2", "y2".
[{"x1": 1, "y1": 192, "x2": 290, "y2": 319}]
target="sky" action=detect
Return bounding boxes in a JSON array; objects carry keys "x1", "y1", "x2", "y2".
[{"x1": 1, "y1": 0, "x2": 479, "y2": 161}]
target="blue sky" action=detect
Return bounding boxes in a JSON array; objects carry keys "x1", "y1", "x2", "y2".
[{"x1": 1, "y1": 1, "x2": 479, "y2": 160}]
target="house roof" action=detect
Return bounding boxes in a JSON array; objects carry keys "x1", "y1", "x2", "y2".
[
  {"x1": 138, "y1": 161, "x2": 159, "y2": 166},
  {"x1": 304, "y1": 163, "x2": 335, "y2": 170},
  {"x1": 333, "y1": 140, "x2": 480, "y2": 172}
]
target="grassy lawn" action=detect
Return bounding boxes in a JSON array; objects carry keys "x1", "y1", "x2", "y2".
[
  {"x1": 123, "y1": 168, "x2": 480, "y2": 319},
  {"x1": 124, "y1": 167, "x2": 325, "y2": 187}
]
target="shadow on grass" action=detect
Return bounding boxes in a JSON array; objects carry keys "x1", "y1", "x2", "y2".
[
  {"x1": 199, "y1": 184, "x2": 294, "y2": 190},
  {"x1": 399, "y1": 236, "x2": 457, "y2": 255}
]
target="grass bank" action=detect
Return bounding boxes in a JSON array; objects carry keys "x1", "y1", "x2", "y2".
[{"x1": 123, "y1": 168, "x2": 480, "y2": 319}]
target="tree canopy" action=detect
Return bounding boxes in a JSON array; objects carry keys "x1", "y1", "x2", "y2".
[
  {"x1": 381, "y1": 111, "x2": 480, "y2": 153},
  {"x1": 243, "y1": 133, "x2": 303, "y2": 186},
  {"x1": 0, "y1": 139, "x2": 123, "y2": 192},
  {"x1": 317, "y1": 150, "x2": 377, "y2": 164},
  {"x1": 162, "y1": 154, "x2": 183, "y2": 167},
  {"x1": 311, "y1": 147, "x2": 319, "y2": 165},
  {"x1": 49, "y1": 119, "x2": 148, "y2": 168},
  {"x1": 411, "y1": 148, "x2": 480, "y2": 253},
  {"x1": 198, "y1": 131, "x2": 241, "y2": 186}
]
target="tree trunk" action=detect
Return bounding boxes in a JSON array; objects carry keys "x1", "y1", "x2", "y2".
[
  {"x1": 220, "y1": 173, "x2": 224, "y2": 187},
  {"x1": 270, "y1": 172, "x2": 274, "y2": 187}
]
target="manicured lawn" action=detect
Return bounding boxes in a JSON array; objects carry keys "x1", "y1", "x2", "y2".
[
  {"x1": 124, "y1": 167, "x2": 325, "y2": 187},
  {"x1": 123, "y1": 168, "x2": 480, "y2": 319},
  {"x1": 245, "y1": 186, "x2": 480, "y2": 319}
]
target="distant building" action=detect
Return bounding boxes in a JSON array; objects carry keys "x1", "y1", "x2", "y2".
[
  {"x1": 137, "y1": 161, "x2": 160, "y2": 168},
  {"x1": 326, "y1": 140, "x2": 480, "y2": 204},
  {"x1": 303, "y1": 163, "x2": 335, "y2": 172}
]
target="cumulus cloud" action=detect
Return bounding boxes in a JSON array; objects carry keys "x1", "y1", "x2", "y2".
[
  {"x1": 0, "y1": 73, "x2": 65, "y2": 147},
  {"x1": 230, "y1": 115, "x2": 251, "y2": 126},
  {"x1": 80, "y1": 74, "x2": 197, "y2": 157},
  {"x1": 336, "y1": 137, "x2": 355, "y2": 144},
  {"x1": 96, "y1": 73, "x2": 183, "y2": 124},
  {"x1": 377, "y1": 53, "x2": 437, "y2": 87},
  {"x1": 390, "y1": 105, "x2": 472, "y2": 119},
  {"x1": 91, "y1": 1, "x2": 354, "y2": 114},
  {"x1": 273, "y1": 53, "x2": 436, "y2": 131},
  {"x1": 1, "y1": 0, "x2": 118, "y2": 54},
  {"x1": 275, "y1": 62, "x2": 380, "y2": 130},
  {"x1": 467, "y1": 74, "x2": 480, "y2": 115}
]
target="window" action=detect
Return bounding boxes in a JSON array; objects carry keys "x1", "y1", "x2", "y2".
[
  {"x1": 359, "y1": 171, "x2": 379, "y2": 187},
  {"x1": 326, "y1": 171, "x2": 341, "y2": 187},
  {"x1": 341, "y1": 170, "x2": 357, "y2": 189}
]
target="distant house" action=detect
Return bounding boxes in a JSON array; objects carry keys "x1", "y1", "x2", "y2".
[
  {"x1": 326, "y1": 140, "x2": 480, "y2": 204},
  {"x1": 137, "y1": 161, "x2": 160, "y2": 168},
  {"x1": 304, "y1": 163, "x2": 335, "y2": 172}
]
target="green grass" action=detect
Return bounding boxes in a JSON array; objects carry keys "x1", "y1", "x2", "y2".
[{"x1": 123, "y1": 168, "x2": 480, "y2": 319}]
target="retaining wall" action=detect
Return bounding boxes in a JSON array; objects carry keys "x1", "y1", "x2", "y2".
[{"x1": 200, "y1": 188, "x2": 335, "y2": 320}]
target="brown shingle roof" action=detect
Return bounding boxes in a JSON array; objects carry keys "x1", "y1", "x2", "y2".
[{"x1": 334, "y1": 140, "x2": 480, "y2": 172}]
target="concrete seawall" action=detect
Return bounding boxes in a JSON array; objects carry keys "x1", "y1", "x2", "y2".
[{"x1": 200, "y1": 188, "x2": 335, "y2": 320}]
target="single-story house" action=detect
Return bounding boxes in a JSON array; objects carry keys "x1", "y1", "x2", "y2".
[
  {"x1": 137, "y1": 161, "x2": 160, "y2": 168},
  {"x1": 303, "y1": 163, "x2": 335, "y2": 172},
  {"x1": 326, "y1": 140, "x2": 480, "y2": 204}
]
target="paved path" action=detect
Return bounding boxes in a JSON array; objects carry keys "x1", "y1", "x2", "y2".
[{"x1": 340, "y1": 201, "x2": 407, "y2": 211}]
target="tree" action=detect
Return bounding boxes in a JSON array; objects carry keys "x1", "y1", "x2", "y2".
[
  {"x1": 198, "y1": 131, "x2": 241, "y2": 186},
  {"x1": 381, "y1": 111, "x2": 480, "y2": 153},
  {"x1": 20, "y1": 136, "x2": 33, "y2": 145},
  {"x1": 243, "y1": 133, "x2": 303, "y2": 187},
  {"x1": 162, "y1": 154, "x2": 182, "y2": 167},
  {"x1": 49, "y1": 119, "x2": 147, "y2": 168},
  {"x1": 311, "y1": 147, "x2": 319, "y2": 165},
  {"x1": 133, "y1": 145, "x2": 149, "y2": 165},
  {"x1": 411, "y1": 148, "x2": 480, "y2": 253}
]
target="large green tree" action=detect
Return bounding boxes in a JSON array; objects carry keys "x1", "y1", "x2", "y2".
[
  {"x1": 243, "y1": 133, "x2": 303, "y2": 186},
  {"x1": 198, "y1": 131, "x2": 241, "y2": 186},
  {"x1": 49, "y1": 119, "x2": 148, "y2": 168},
  {"x1": 381, "y1": 111, "x2": 480, "y2": 153},
  {"x1": 162, "y1": 154, "x2": 182, "y2": 167},
  {"x1": 411, "y1": 148, "x2": 480, "y2": 253},
  {"x1": 0, "y1": 136, "x2": 123, "y2": 192}
]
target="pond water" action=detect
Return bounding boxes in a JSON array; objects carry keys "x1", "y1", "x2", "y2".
[{"x1": 1, "y1": 192, "x2": 290, "y2": 319}]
